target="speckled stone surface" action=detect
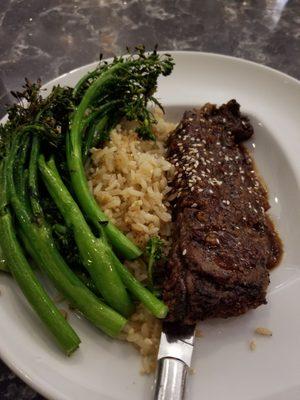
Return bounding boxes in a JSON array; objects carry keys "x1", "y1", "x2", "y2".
[{"x1": 0, "y1": 0, "x2": 300, "y2": 398}]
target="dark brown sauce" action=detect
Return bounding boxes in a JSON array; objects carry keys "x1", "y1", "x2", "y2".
[{"x1": 264, "y1": 215, "x2": 283, "y2": 269}]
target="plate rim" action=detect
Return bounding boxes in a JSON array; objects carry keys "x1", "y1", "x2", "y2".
[
  {"x1": 62, "y1": 50, "x2": 300, "y2": 86},
  {"x1": 1, "y1": 50, "x2": 300, "y2": 400}
]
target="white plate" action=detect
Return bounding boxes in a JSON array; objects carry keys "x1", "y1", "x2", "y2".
[{"x1": 1, "y1": 52, "x2": 300, "y2": 400}]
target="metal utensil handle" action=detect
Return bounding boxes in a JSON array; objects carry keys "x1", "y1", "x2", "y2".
[{"x1": 154, "y1": 357, "x2": 188, "y2": 400}]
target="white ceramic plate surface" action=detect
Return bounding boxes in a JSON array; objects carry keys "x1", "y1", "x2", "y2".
[{"x1": 1, "y1": 52, "x2": 300, "y2": 400}]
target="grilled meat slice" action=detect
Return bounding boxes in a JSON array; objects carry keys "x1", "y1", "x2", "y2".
[{"x1": 163, "y1": 100, "x2": 282, "y2": 324}]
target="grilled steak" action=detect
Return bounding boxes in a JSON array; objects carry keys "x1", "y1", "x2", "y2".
[{"x1": 163, "y1": 100, "x2": 282, "y2": 324}]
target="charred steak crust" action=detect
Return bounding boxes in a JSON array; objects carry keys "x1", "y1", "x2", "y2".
[{"x1": 163, "y1": 100, "x2": 282, "y2": 324}]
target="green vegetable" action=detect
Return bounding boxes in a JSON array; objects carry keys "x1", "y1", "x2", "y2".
[
  {"x1": 34, "y1": 136, "x2": 126, "y2": 334},
  {"x1": 110, "y1": 252, "x2": 168, "y2": 319},
  {"x1": 0, "y1": 212, "x2": 80, "y2": 354},
  {"x1": 0, "y1": 46, "x2": 172, "y2": 353},
  {"x1": 39, "y1": 155, "x2": 168, "y2": 319},
  {"x1": 0, "y1": 161, "x2": 80, "y2": 355},
  {"x1": 19, "y1": 229, "x2": 126, "y2": 337},
  {"x1": 7, "y1": 131, "x2": 126, "y2": 337},
  {"x1": 146, "y1": 236, "x2": 164, "y2": 288},
  {"x1": 81, "y1": 101, "x2": 120, "y2": 162},
  {"x1": 67, "y1": 47, "x2": 174, "y2": 259},
  {"x1": 0, "y1": 243, "x2": 10, "y2": 272},
  {"x1": 38, "y1": 155, "x2": 134, "y2": 317}
]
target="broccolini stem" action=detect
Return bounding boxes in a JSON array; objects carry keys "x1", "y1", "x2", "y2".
[
  {"x1": 15, "y1": 136, "x2": 127, "y2": 336},
  {"x1": 82, "y1": 109, "x2": 119, "y2": 162},
  {"x1": 67, "y1": 67, "x2": 142, "y2": 260},
  {"x1": 72, "y1": 68, "x2": 102, "y2": 100},
  {"x1": 9, "y1": 132, "x2": 126, "y2": 337},
  {"x1": 38, "y1": 155, "x2": 134, "y2": 317},
  {"x1": 0, "y1": 160, "x2": 80, "y2": 355},
  {"x1": 28, "y1": 135, "x2": 43, "y2": 218},
  {"x1": 15, "y1": 135, "x2": 30, "y2": 207},
  {"x1": 110, "y1": 252, "x2": 168, "y2": 319},
  {"x1": 40, "y1": 153, "x2": 168, "y2": 319},
  {"x1": 19, "y1": 228, "x2": 126, "y2": 337},
  {"x1": 82, "y1": 114, "x2": 109, "y2": 161},
  {"x1": 0, "y1": 255, "x2": 9, "y2": 272},
  {"x1": 0, "y1": 211, "x2": 81, "y2": 354},
  {"x1": 6, "y1": 133, "x2": 32, "y2": 226}
]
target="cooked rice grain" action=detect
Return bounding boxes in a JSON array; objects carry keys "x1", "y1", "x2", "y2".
[
  {"x1": 88, "y1": 111, "x2": 175, "y2": 373},
  {"x1": 255, "y1": 327, "x2": 273, "y2": 336},
  {"x1": 89, "y1": 114, "x2": 175, "y2": 248},
  {"x1": 249, "y1": 340, "x2": 256, "y2": 351}
]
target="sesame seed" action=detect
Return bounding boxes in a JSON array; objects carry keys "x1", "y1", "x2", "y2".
[{"x1": 182, "y1": 249, "x2": 187, "y2": 256}]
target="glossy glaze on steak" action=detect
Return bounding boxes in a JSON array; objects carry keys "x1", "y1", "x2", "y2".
[{"x1": 163, "y1": 100, "x2": 282, "y2": 324}]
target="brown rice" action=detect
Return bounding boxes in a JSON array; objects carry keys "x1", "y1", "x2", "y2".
[
  {"x1": 88, "y1": 110, "x2": 176, "y2": 373},
  {"x1": 249, "y1": 340, "x2": 256, "y2": 351},
  {"x1": 255, "y1": 327, "x2": 273, "y2": 336}
]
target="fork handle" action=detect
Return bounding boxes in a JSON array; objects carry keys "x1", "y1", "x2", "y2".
[{"x1": 154, "y1": 357, "x2": 188, "y2": 400}]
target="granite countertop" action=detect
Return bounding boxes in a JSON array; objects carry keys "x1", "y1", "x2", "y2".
[{"x1": 0, "y1": 0, "x2": 300, "y2": 398}]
